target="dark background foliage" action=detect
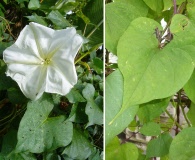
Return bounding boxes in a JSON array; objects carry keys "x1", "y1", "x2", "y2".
[{"x1": 0, "y1": 0, "x2": 103, "y2": 159}]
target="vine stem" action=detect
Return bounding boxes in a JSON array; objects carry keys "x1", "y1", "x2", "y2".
[
  {"x1": 75, "y1": 44, "x2": 101, "y2": 64},
  {"x1": 86, "y1": 19, "x2": 103, "y2": 38},
  {"x1": 75, "y1": 19, "x2": 103, "y2": 64},
  {"x1": 173, "y1": 0, "x2": 177, "y2": 14},
  {"x1": 181, "y1": 106, "x2": 191, "y2": 127},
  {"x1": 77, "y1": 61, "x2": 91, "y2": 72},
  {"x1": 74, "y1": 51, "x2": 90, "y2": 64},
  {"x1": 165, "y1": 109, "x2": 183, "y2": 130},
  {"x1": 128, "y1": 137, "x2": 148, "y2": 144},
  {"x1": 0, "y1": 16, "x2": 16, "y2": 40},
  {"x1": 176, "y1": 90, "x2": 182, "y2": 134},
  {"x1": 83, "y1": 24, "x2": 87, "y2": 36}
]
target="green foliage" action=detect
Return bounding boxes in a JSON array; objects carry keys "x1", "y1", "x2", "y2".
[
  {"x1": 146, "y1": 133, "x2": 173, "y2": 158},
  {"x1": 15, "y1": 94, "x2": 73, "y2": 153},
  {"x1": 106, "y1": 0, "x2": 195, "y2": 159},
  {"x1": 118, "y1": 16, "x2": 193, "y2": 111},
  {"x1": 105, "y1": 70, "x2": 138, "y2": 146},
  {"x1": 48, "y1": 10, "x2": 71, "y2": 28},
  {"x1": 78, "y1": 0, "x2": 103, "y2": 48},
  {"x1": 169, "y1": 127, "x2": 195, "y2": 160},
  {"x1": 0, "y1": 0, "x2": 103, "y2": 159},
  {"x1": 143, "y1": 0, "x2": 163, "y2": 13},
  {"x1": 0, "y1": 130, "x2": 18, "y2": 157},
  {"x1": 28, "y1": 0, "x2": 40, "y2": 10},
  {"x1": 105, "y1": 1, "x2": 148, "y2": 54},
  {"x1": 187, "y1": 103, "x2": 195, "y2": 126},
  {"x1": 62, "y1": 128, "x2": 94, "y2": 159},
  {"x1": 0, "y1": 130, "x2": 36, "y2": 159},
  {"x1": 184, "y1": 70, "x2": 195, "y2": 103},
  {"x1": 82, "y1": 84, "x2": 103, "y2": 127},
  {"x1": 138, "y1": 98, "x2": 170, "y2": 123},
  {"x1": 66, "y1": 88, "x2": 86, "y2": 103},
  {"x1": 106, "y1": 137, "x2": 138, "y2": 160},
  {"x1": 26, "y1": 14, "x2": 47, "y2": 26},
  {"x1": 139, "y1": 122, "x2": 161, "y2": 136}
]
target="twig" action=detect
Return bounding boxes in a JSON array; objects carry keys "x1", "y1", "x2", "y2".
[
  {"x1": 86, "y1": 20, "x2": 103, "y2": 39},
  {"x1": 165, "y1": 109, "x2": 183, "y2": 130},
  {"x1": 83, "y1": 23, "x2": 87, "y2": 36},
  {"x1": 173, "y1": 0, "x2": 177, "y2": 14},
  {"x1": 75, "y1": 44, "x2": 101, "y2": 64},
  {"x1": 181, "y1": 106, "x2": 191, "y2": 127},
  {"x1": 175, "y1": 90, "x2": 182, "y2": 134},
  {"x1": 127, "y1": 137, "x2": 148, "y2": 144},
  {"x1": 0, "y1": 16, "x2": 16, "y2": 40},
  {"x1": 77, "y1": 61, "x2": 91, "y2": 72},
  {"x1": 75, "y1": 51, "x2": 90, "y2": 64}
]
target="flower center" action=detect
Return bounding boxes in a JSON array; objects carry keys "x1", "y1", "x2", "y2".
[{"x1": 41, "y1": 58, "x2": 51, "y2": 65}]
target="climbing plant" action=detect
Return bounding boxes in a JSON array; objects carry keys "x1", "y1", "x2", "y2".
[
  {"x1": 0, "y1": 0, "x2": 103, "y2": 159},
  {"x1": 106, "y1": 0, "x2": 195, "y2": 159}
]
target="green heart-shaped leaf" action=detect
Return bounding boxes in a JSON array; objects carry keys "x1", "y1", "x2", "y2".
[
  {"x1": 105, "y1": 1, "x2": 148, "y2": 54},
  {"x1": 106, "y1": 137, "x2": 138, "y2": 160},
  {"x1": 16, "y1": 94, "x2": 73, "y2": 153},
  {"x1": 115, "y1": 15, "x2": 194, "y2": 123},
  {"x1": 169, "y1": 127, "x2": 195, "y2": 160},
  {"x1": 147, "y1": 133, "x2": 172, "y2": 158},
  {"x1": 105, "y1": 70, "x2": 138, "y2": 146}
]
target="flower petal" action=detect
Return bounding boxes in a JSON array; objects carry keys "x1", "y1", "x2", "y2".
[
  {"x1": 52, "y1": 58, "x2": 77, "y2": 85},
  {"x1": 45, "y1": 64, "x2": 76, "y2": 95},
  {"x1": 6, "y1": 63, "x2": 47, "y2": 100},
  {"x1": 48, "y1": 27, "x2": 83, "y2": 59},
  {"x1": 20, "y1": 65, "x2": 47, "y2": 100},
  {"x1": 45, "y1": 27, "x2": 83, "y2": 95},
  {"x1": 11, "y1": 23, "x2": 44, "y2": 60},
  {"x1": 7, "y1": 22, "x2": 55, "y2": 60},
  {"x1": 28, "y1": 22, "x2": 55, "y2": 59},
  {"x1": 3, "y1": 45, "x2": 41, "y2": 65},
  {"x1": 6, "y1": 64, "x2": 39, "y2": 81}
]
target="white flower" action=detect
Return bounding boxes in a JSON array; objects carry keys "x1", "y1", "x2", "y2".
[{"x1": 3, "y1": 22, "x2": 83, "y2": 100}]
